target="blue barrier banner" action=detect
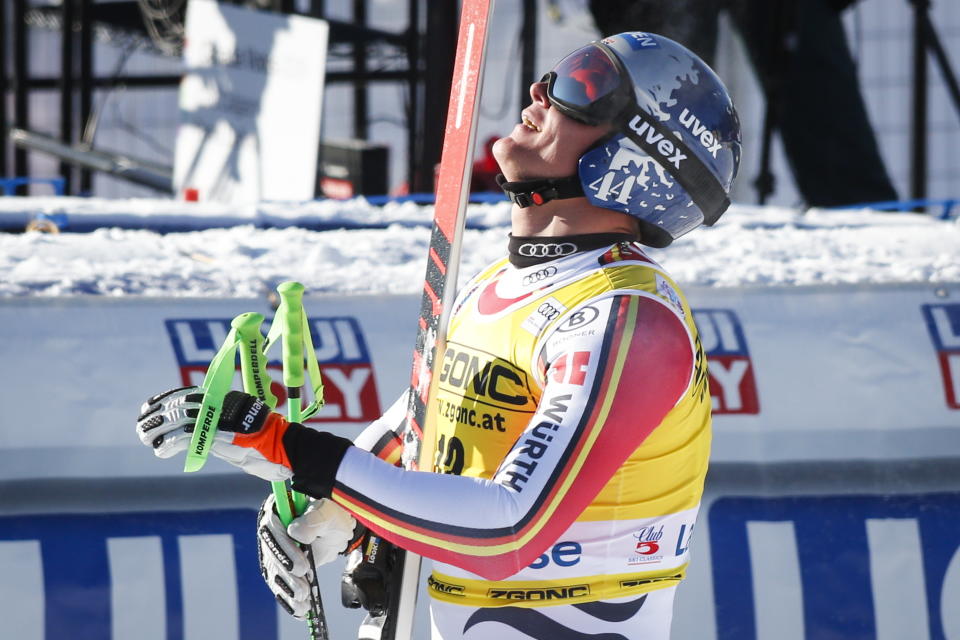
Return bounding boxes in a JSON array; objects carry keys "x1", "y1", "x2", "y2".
[
  {"x1": 0, "y1": 509, "x2": 275, "y2": 640},
  {"x1": 709, "y1": 493, "x2": 960, "y2": 640}
]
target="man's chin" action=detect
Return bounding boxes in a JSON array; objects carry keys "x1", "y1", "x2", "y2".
[{"x1": 490, "y1": 136, "x2": 514, "y2": 169}]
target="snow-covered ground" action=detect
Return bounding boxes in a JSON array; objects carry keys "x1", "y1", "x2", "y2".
[{"x1": 0, "y1": 197, "x2": 957, "y2": 298}]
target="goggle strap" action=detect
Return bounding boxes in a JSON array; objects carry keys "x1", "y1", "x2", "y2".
[
  {"x1": 614, "y1": 110, "x2": 730, "y2": 225},
  {"x1": 496, "y1": 174, "x2": 585, "y2": 208}
]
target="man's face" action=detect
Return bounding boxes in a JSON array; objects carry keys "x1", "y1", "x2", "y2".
[{"x1": 493, "y1": 82, "x2": 610, "y2": 182}]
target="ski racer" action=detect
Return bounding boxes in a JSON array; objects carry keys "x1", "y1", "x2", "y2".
[{"x1": 137, "y1": 31, "x2": 741, "y2": 639}]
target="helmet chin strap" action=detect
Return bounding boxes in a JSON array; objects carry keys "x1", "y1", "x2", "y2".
[{"x1": 496, "y1": 174, "x2": 584, "y2": 208}]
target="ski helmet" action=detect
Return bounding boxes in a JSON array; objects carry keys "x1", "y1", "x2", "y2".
[{"x1": 542, "y1": 32, "x2": 741, "y2": 247}]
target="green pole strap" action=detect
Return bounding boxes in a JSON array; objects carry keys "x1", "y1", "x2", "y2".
[
  {"x1": 265, "y1": 305, "x2": 325, "y2": 420},
  {"x1": 234, "y1": 312, "x2": 278, "y2": 409},
  {"x1": 299, "y1": 306, "x2": 326, "y2": 420},
  {"x1": 184, "y1": 327, "x2": 239, "y2": 473}
]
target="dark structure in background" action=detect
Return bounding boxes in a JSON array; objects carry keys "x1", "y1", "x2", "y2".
[
  {"x1": 0, "y1": 0, "x2": 540, "y2": 197},
  {"x1": 2, "y1": 0, "x2": 955, "y2": 203},
  {"x1": 318, "y1": 139, "x2": 388, "y2": 199},
  {"x1": 590, "y1": 0, "x2": 900, "y2": 207},
  {"x1": 592, "y1": 0, "x2": 960, "y2": 207},
  {"x1": 907, "y1": 0, "x2": 960, "y2": 205}
]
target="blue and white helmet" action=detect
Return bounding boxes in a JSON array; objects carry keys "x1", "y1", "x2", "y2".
[{"x1": 543, "y1": 32, "x2": 741, "y2": 247}]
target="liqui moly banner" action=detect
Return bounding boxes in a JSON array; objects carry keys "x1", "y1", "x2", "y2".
[
  {"x1": 0, "y1": 295, "x2": 417, "y2": 481},
  {"x1": 695, "y1": 308, "x2": 760, "y2": 415},
  {"x1": 165, "y1": 316, "x2": 381, "y2": 422},
  {"x1": 687, "y1": 284, "x2": 960, "y2": 463}
]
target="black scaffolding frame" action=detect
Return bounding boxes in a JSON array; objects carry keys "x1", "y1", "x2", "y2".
[{"x1": 0, "y1": 0, "x2": 541, "y2": 196}]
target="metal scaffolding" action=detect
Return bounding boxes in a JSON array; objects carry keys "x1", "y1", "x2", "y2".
[{"x1": 0, "y1": 0, "x2": 509, "y2": 196}]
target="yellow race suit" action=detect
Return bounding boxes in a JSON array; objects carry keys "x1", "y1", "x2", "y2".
[{"x1": 332, "y1": 240, "x2": 711, "y2": 612}]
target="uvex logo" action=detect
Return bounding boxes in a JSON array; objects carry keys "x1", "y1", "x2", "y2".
[
  {"x1": 678, "y1": 108, "x2": 722, "y2": 158},
  {"x1": 627, "y1": 114, "x2": 687, "y2": 169}
]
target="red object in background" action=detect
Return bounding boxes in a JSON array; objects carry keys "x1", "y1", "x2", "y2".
[
  {"x1": 470, "y1": 135, "x2": 502, "y2": 192},
  {"x1": 321, "y1": 177, "x2": 355, "y2": 200},
  {"x1": 183, "y1": 187, "x2": 199, "y2": 202}
]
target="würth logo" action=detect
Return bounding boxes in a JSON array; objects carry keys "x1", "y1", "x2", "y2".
[{"x1": 921, "y1": 303, "x2": 960, "y2": 409}]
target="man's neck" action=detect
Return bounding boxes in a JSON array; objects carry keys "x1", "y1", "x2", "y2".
[{"x1": 510, "y1": 197, "x2": 638, "y2": 237}]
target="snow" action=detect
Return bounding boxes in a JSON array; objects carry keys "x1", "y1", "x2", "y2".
[{"x1": 0, "y1": 198, "x2": 957, "y2": 298}]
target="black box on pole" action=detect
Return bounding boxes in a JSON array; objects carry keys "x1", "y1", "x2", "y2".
[{"x1": 317, "y1": 139, "x2": 389, "y2": 199}]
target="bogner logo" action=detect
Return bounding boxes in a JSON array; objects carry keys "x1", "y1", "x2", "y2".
[
  {"x1": 241, "y1": 399, "x2": 265, "y2": 433},
  {"x1": 427, "y1": 576, "x2": 465, "y2": 597},
  {"x1": 488, "y1": 585, "x2": 590, "y2": 601},
  {"x1": 258, "y1": 526, "x2": 291, "y2": 571},
  {"x1": 679, "y1": 108, "x2": 722, "y2": 157},
  {"x1": 627, "y1": 114, "x2": 687, "y2": 169}
]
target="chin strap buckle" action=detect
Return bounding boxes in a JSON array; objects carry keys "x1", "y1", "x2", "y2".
[{"x1": 496, "y1": 174, "x2": 584, "y2": 208}]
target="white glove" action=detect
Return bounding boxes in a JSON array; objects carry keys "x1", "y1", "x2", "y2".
[
  {"x1": 137, "y1": 387, "x2": 353, "y2": 490},
  {"x1": 136, "y1": 387, "x2": 293, "y2": 482},
  {"x1": 257, "y1": 493, "x2": 358, "y2": 618}
]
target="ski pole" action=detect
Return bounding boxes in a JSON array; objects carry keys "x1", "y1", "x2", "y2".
[
  {"x1": 273, "y1": 281, "x2": 330, "y2": 640},
  {"x1": 184, "y1": 291, "x2": 329, "y2": 638},
  {"x1": 276, "y1": 282, "x2": 312, "y2": 515},
  {"x1": 234, "y1": 298, "x2": 329, "y2": 639}
]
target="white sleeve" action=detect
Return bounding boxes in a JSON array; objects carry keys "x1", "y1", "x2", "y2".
[{"x1": 351, "y1": 391, "x2": 407, "y2": 452}]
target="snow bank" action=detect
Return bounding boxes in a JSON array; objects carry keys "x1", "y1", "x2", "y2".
[{"x1": 0, "y1": 198, "x2": 957, "y2": 298}]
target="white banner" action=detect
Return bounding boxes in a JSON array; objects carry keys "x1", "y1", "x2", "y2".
[
  {"x1": 173, "y1": 0, "x2": 328, "y2": 204},
  {"x1": 2, "y1": 283, "x2": 957, "y2": 482}
]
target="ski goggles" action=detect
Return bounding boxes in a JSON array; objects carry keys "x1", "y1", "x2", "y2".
[{"x1": 542, "y1": 43, "x2": 633, "y2": 127}]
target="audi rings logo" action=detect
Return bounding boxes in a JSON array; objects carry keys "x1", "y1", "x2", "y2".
[
  {"x1": 537, "y1": 301, "x2": 563, "y2": 321},
  {"x1": 517, "y1": 243, "x2": 578, "y2": 258},
  {"x1": 522, "y1": 266, "x2": 558, "y2": 285}
]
